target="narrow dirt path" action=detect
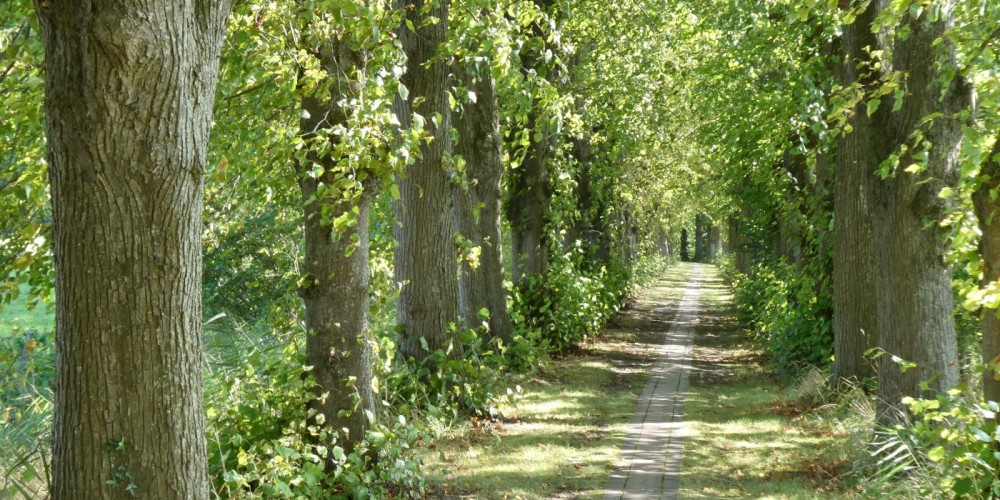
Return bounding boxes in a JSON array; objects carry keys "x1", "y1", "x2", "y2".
[{"x1": 604, "y1": 264, "x2": 704, "y2": 500}]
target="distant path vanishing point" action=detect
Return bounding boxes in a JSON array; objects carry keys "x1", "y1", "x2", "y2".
[{"x1": 604, "y1": 264, "x2": 703, "y2": 500}]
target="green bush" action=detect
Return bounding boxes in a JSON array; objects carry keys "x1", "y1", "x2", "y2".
[
  {"x1": 725, "y1": 258, "x2": 833, "y2": 376},
  {"x1": 510, "y1": 246, "x2": 634, "y2": 353},
  {"x1": 383, "y1": 324, "x2": 519, "y2": 423},
  {"x1": 864, "y1": 386, "x2": 1000, "y2": 499},
  {"x1": 205, "y1": 330, "x2": 426, "y2": 499}
]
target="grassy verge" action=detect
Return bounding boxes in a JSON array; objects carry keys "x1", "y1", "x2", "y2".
[
  {"x1": 0, "y1": 287, "x2": 53, "y2": 338},
  {"x1": 418, "y1": 262, "x2": 696, "y2": 499},
  {"x1": 1, "y1": 288, "x2": 54, "y2": 498},
  {"x1": 679, "y1": 266, "x2": 857, "y2": 499}
]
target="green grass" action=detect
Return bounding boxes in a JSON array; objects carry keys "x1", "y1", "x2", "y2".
[
  {"x1": 418, "y1": 262, "x2": 696, "y2": 499},
  {"x1": 680, "y1": 265, "x2": 855, "y2": 499},
  {"x1": 1, "y1": 287, "x2": 54, "y2": 499},
  {"x1": 0, "y1": 287, "x2": 53, "y2": 339}
]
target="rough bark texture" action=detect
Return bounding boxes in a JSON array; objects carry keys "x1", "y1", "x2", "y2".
[
  {"x1": 454, "y1": 67, "x2": 513, "y2": 344},
  {"x1": 831, "y1": 5, "x2": 880, "y2": 384},
  {"x1": 508, "y1": 0, "x2": 556, "y2": 286},
  {"x1": 973, "y1": 138, "x2": 1000, "y2": 404},
  {"x1": 707, "y1": 225, "x2": 721, "y2": 261},
  {"x1": 656, "y1": 227, "x2": 670, "y2": 259},
  {"x1": 869, "y1": 2, "x2": 967, "y2": 423},
  {"x1": 393, "y1": 0, "x2": 460, "y2": 360},
  {"x1": 693, "y1": 214, "x2": 707, "y2": 263},
  {"x1": 298, "y1": 39, "x2": 375, "y2": 453},
  {"x1": 568, "y1": 135, "x2": 613, "y2": 269},
  {"x1": 731, "y1": 206, "x2": 754, "y2": 273},
  {"x1": 680, "y1": 228, "x2": 690, "y2": 262},
  {"x1": 508, "y1": 119, "x2": 550, "y2": 285},
  {"x1": 780, "y1": 149, "x2": 808, "y2": 267},
  {"x1": 35, "y1": 0, "x2": 230, "y2": 497}
]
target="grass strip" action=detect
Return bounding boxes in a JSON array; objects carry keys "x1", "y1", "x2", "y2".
[{"x1": 679, "y1": 265, "x2": 853, "y2": 499}]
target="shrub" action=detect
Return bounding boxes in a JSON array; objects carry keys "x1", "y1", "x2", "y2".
[
  {"x1": 869, "y1": 388, "x2": 1000, "y2": 499},
  {"x1": 382, "y1": 324, "x2": 519, "y2": 423},
  {"x1": 510, "y1": 246, "x2": 635, "y2": 353},
  {"x1": 725, "y1": 258, "x2": 833, "y2": 376},
  {"x1": 205, "y1": 330, "x2": 426, "y2": 499}
]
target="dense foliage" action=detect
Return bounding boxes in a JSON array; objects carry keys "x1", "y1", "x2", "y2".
[{"x1": 4, "y1": 0, "x2": 1000, "y2": 496}]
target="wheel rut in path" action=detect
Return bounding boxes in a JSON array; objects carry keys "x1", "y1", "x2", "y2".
[{"x1": 604, "y1": 264, "x2": 703, "y2": 500}]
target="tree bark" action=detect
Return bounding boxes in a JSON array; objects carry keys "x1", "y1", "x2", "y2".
[
  {"x1": 297, "y1": 38, "x2": 375, "y2": 454},
  {"x1": 731, "y1": 205, "x2": 754, "y2": 273},
  {"x1": 694, "y1": 213, "x2": 716, "y2": 262},
  {"x1": 870, "y1": 2, "x2": 967, "y2": 423},
  {"x1": 35, "y1": 0, "x2": 230, "y2": 497},
  {"x1": 393, "y1": 0, "x2": 461, "y2": 360},
  {"x1": 454, "y1": 65, "x2": 513, "y2": 344},
  {"x1": 780, "y1": 149, "x2": 809, "y2": 267},
  {"x1": 508, "y1": 0, "x2": 556, "y2": 287},
  {"x1": 680, "y1": 228, "x2": 690, "y2": 262},
  {"x1": 832, "y1": 5, "x2": 879, "y2": 383},
  {"x1": 657, "y1": 226, "x2": 670, "y2": 259},
  {"x1": 708, "y1": 224, "x2": 721, "y2": 261},
  {"x1": 973, "y1": 137, "x2": 1000, "y2": 403},
  {"x1": 508, "y1": 121, "x2": 550, "y2": 285},
  {"x1": 694, "y1": 216, "x2": 704, "y2": 262}
]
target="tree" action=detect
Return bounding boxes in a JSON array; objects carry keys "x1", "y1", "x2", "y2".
[
  {"x1": 694, "y1": 213, "x2": 707, "y2": 262},
  {"x1": 297, "y1": 27, "x2": 376, "y2": 453},
  {"x1": 680, "y1": 228, "x2": 690, "y2": 262},
  {"x1": 863, "y1": 1, "x2": 968, "y2": 422},
  {"x1": 454, "y1": 61, "x2": 513, "y2": 343},
  {"x1": 831, "y1": 4, "x2": 879, "y2": 383},
  {"x1": 34, "y1": 0, "x2": 231, "y2": 496},
  {"x1": 508, "y1": 0, "x2": 557, "y2": 287},
  {"x1": 393, "y1": 0, "x2": 460, "y2": 360},
  {"x1": 974, "y1": 136, "x2": 1000, "y2": 404}
]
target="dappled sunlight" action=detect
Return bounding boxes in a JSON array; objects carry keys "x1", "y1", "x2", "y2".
[
  {"x1": 420, "y1": 264, "x2": 704, "y2": 499},
  {"x1": 421, "y1": 263, "x2": 852, "y2": 498},
  {"x1": 680, "y1": 265, "x2": 848, "y2": 499}
]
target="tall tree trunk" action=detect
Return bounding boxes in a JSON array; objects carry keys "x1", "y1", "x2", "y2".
[
  {"x1": 831, "y1": 4, "x2": 880, "y2": 383},
  {"x1": 508, "y1": 119, "x2": 550, "y2": 285},
  {"x1": 35, "y1": 0, "x2": 230, "y2": 497},
  {"x1": 393, "y1": 0, "x2": 460, "y2": 360},
  {"x1": 297, "y1": 39, "x2": 375, "y2": 453},
  {"x1": 781, "y1": 149, "x2": 809, "y2": 268},
  {"x1": 973, "y1": 137, "x2": 1000, "y2": 403},
  {"x1": 694, "y1": 214, "x2": 706, "y2": 262},
  {"x1": 657, "y1": 226, "x2": 670, "y2": 258},
  {"x1": 567, "y1": 122, "x2": 592, "y2": 255},
  {"x1": 731, "y1": 205, "x2": 754, "y2": 273},
  {"x1": 454, "y1": 66, "x2": 513, "y2": 344},
  {"x1": 870, "y1": 2, "x2": 967, "y2": 423},
  {"x1": 680, "y1": 228, "x2": 690, "y2": 262},
  {"x1": 708, "y1": 225, "x2": 721, "y2": 261},
  {"x1": 508, "y1": 0, "x2": 556, "y2": 287}
]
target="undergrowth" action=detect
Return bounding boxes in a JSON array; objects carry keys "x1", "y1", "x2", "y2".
[{"x1": 1, "y1": 250, "x2": 669, "y2": 497}]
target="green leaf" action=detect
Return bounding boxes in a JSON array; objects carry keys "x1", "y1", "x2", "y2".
[
  {"x1": 952, "y1": 477, "x2": 973, "y2": 495},
  {"x1": 866, "y1": 98, "x2": 881, "y2": 117}
]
